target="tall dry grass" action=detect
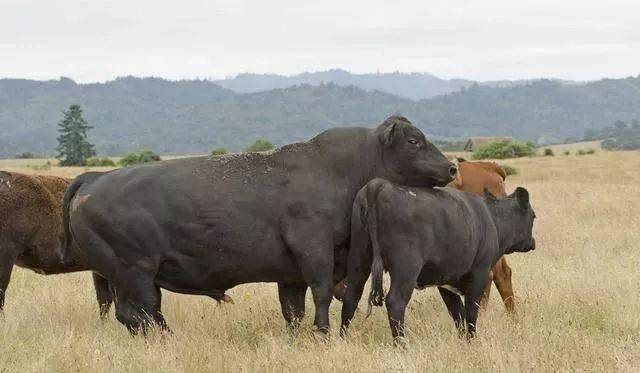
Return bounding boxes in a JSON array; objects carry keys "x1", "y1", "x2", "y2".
[{"x1": 1, "y1": 152, "x2": 639, "y2": 372}]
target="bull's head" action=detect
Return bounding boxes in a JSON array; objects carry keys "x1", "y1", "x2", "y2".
[{"x1": 375, "y1": 116, "x2": 457, "y2": 187}]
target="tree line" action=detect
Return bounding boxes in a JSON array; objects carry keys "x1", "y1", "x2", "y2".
[
  {"x1": 583, "y1": 119, "x2": 640, "y2": 150},
  {"x1": 54, "y1": 104, "x2": 275, "y2": 167}
]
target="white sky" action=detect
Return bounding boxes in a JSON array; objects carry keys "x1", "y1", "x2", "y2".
[{"x1": 1, "y1": 0, "x2": 639, "y2": 82}]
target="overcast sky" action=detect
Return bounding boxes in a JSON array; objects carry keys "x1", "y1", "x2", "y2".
[{"x1": 1, "y1": 0, "x2": 639, "y2": 82}]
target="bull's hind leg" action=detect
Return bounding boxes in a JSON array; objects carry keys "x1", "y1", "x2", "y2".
[
  {"x1": 92, "y1": 273, "x2": 115, "y2": 319},
  {"x1": 0, "y1": 244, "x2": 19, "y2": 311},
  {"x1": 385, "y1": 261, "x2": 421, "y2": 346},
  {"x1": 278, "y1": 283, "x2": 307, "y2": 328},
  {"x1": 113, "y1": 268, "x2": 168, "y2": 335}
]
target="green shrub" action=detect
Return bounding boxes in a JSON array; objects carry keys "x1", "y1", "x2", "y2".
[
  {"x1": 577, "y1": 149, "x2": 586, "y2": 155},
  {"x1": 501, "y1": 164, "x2": 518, "y2": 176},
  {"x1": 585, "y1": 149, "x2": 596, "y2": 154},
  {"x1": 211, "y1": 148, "x2": 229, "y2": 156},
  {"x1": 472, "y1": 140, "x2": 535, "y2": 160},
  {"x1": 564, "y1": 150, "x2": 571, "y2": 156},
  {"x1": 246, "y1": 139, "x2": 275, "y2": 152},
  {"x1": 86, "y1": 157, "x2": 116, "y2": 167},
  {"x1": 543, "y1": 148, "x2": 554, "y2": 156},
  {"x1": 119, "y1": 150, "x2": 161, "y2": 167}
]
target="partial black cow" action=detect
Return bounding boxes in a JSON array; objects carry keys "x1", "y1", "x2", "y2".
[
  {"x1": 340, "y1": 178, "x2": 536, "y2": 344},
  {"x1": 59, "y1": 116, "x2": 457, "y2": 334}
]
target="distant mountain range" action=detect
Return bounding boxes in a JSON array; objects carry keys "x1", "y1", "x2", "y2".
[
  {"x1": 214, "y1": 69, "x2": 541, "y2": 100},
  {"x1": 215, "y1": 69, "x2": 475, "y2": 100},
  {"x1": 1, "y1": 72, "x2": 639, "y2": 157}
]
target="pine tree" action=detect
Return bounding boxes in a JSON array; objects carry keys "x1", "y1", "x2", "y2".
[{"x1": 56, "y1": 104, "x2": 95, "y2": 166}]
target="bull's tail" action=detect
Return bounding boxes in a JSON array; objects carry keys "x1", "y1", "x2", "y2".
[
  {"x1": 366, "y1": 179, "x2": 388, "y2": 316},
  {"x1": 57, "y1": 172, "x2": 102, "y2": 263}
]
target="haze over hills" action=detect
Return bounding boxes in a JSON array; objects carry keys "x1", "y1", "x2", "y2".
[
  {"x1": 214, "y1": 69, "x2": 476, "y2": 100},
  {"x1": 1, "y1": 73, "x2": 639, "y2": 157},
  {"x1": 214, "y1": 69, "x2": 555, "y2": 100}
]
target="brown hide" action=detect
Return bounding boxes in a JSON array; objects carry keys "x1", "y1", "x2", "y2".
[{"x1": 1, "y1": 172, "x2": 73, "y2": 309}]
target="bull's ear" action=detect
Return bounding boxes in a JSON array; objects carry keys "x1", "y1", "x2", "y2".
[
  {"x1": 378, "y1": 122, "x2": 398, "y2": 147},
  {"x1": 483, "y1": 188, "x2": 497, "y2": 201},
  {"x1": 515, "y1": 187, "x2": 529, "y2": 210},
  {"x1": 0, "y1": 171, "x2": 12, "y2": 192}
]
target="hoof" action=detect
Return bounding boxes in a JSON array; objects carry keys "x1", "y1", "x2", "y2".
[
  {"x1": 393, "y1": 336, "x2": 408, "y2": 350},
  {"x1": 312, "y1": 328, "x2": 330, "y2": 342},
  {"x1": 220, "y1": 294, "x2": 234, "y2": 304}
]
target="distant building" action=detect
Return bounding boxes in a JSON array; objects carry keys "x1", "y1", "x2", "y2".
[{"x1": 464, "y1": 137, "x2": 513, "y2": 152}]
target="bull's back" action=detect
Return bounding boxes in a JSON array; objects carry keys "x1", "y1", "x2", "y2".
[{"x1": 69, "y1": 157, "x2": 309, "y2": 286}]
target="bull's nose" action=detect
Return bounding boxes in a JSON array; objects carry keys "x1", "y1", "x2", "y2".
[{"x1": 448, "y1": 164, "x2": 458, "y2": 179}]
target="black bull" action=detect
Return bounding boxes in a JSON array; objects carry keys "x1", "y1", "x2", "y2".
[{"x1": 59, "y1": 116, "x2": 457, "y2": 334}]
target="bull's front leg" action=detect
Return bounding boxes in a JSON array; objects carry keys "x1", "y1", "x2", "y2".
[
  {"x1": 340, "y1": 240, "x2": 372, "y2": 336},
  {"x1": 282, "y1": 209, "x2": 334, "y2": 335}
]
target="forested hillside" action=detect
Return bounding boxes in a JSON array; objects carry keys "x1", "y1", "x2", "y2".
[{"x1": 1, "y1": 75, "x2": 639, "y2": 157}]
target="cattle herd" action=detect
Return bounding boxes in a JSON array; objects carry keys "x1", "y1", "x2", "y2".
[{"x1": 0, "y1": 116, "x2": 536, "y2": 345}]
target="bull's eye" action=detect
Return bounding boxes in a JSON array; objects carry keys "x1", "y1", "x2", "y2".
[{"x1": 408, "y1": 139, "x2": 418, "y2": 145}]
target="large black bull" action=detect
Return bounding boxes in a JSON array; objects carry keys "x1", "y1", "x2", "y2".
[{"x1": 59, "y1": 116, "x2": 456, "y2": 334}]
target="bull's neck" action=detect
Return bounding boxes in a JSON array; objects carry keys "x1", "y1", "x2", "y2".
[
  {"x1": 486, "y1": 202, "x2": 516, "y2": 255},
  {"x1": 312, "y1": 132, "x2": 380, "y2": 191}
]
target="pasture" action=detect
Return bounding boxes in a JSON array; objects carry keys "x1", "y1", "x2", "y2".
[{"x1": 1, "y1": 151, "x2": 639, "y2": 372}]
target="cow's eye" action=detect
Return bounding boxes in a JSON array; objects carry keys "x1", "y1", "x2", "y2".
[{"x1": 408, "y1": 139, "x2": 418, "y2": 145}]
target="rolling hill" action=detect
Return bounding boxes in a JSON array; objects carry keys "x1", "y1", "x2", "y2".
[{"x1": 1, "y1": 75, "x2": 639, "y2": 157}]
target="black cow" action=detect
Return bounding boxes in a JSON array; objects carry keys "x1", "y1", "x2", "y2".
[
  {"x1": 59, "y1": 116, "x2": 457, "y2": 334},
  {"x1": 340, "y1": 178, "x2": 536, "y2": 344}
]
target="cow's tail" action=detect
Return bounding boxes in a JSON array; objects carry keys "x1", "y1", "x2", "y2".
[
  {"x1": 57, "y1": 172, "x2": 100, "y2": 263},
  {"x1": 366, "y1": 179, "x2": 387, "y2": 316}
]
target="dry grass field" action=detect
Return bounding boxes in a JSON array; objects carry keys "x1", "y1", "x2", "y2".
[
  {"x1": 1, "y1": 151, "x2": 639, "y2": 372},
  {"x1": 536, "y1": 141, "x2": 603, "y2": 156}
]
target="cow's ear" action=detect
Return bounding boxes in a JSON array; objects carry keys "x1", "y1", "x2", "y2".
[
  {"x1": 378, "y1": 122, "x2": 398, "y2": 147},
  {"x1": 484, "y1": 188, "x2": 497, "y2": 201},
  {"x1": 515, "y1": 187, "x2": 529, "y2": 210},
  {"x1": 452, "y1": 164, "x2": 463, "y2": 187}
]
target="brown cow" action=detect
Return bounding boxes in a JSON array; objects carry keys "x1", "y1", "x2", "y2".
[
  {"x1": 0, "y1": 171, "x2": 80, "y2": 310},
  {"x1": 0, "y1": 171, "x2": 232, "y2": 314},
  {"x1": 333, "y1": 158, "x2": 516, "y2": 312}
]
